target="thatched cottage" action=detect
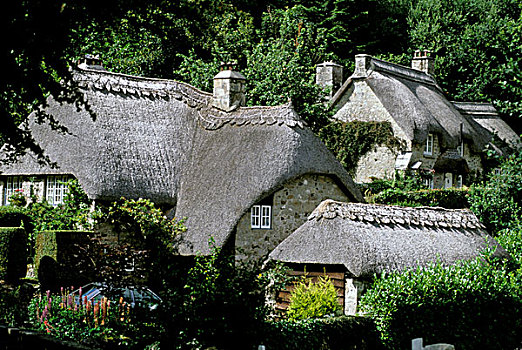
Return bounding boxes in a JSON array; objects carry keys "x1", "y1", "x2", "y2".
[
  {"x1": 317, "y1": 51, "x2": 520, "y2": 187},
  {"x1": 269, "y1": 199, "x2": 509, "y2": 314},
  {"x1": 0, "y1": 56, "x2": 363, "y2": 260}
]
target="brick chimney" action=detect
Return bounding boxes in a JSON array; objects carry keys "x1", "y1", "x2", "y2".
[
  {"x1": 411, "y1": 50, "x2": 434, "y2": 75},
  {"x1": 78, "y1": 54, "x2": 105, "y2": 71},
  {"x1": 316, "y1": 62, "x2": 343, "y2": 99},
  {"x1": 213, "y1": 62, "x2": 246, "y2": 112}
]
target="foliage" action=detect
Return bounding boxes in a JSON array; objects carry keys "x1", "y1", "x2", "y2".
[
  {"x1": 0, "y1": 227, "x2": 28, "y2": 282},
  {"x1": 0, "y1": 282, "x2": 36, "y2": 326},
  {"x1": 286, "y1": 275, "x2": 342, "y2": 320},
  {"x1": 319, "y1": 121, "x2": 402, "y2": 174},
  {"x1": 33, "y1": 230, "x2": 93, "y2": 291},
  {"x1": 407, "y1": 0, "x2": 521, "y2": 133},
  {"x1": 8, "y1": 189, "x2": 27, "y2": 207},
  {"x1": 360, "y1": 253, "x2": 522, "y2": 349},
  {"x1": 260, "y1": 316, "x2": 382, "y2": 350},
  {"x1": 468, "y1": 149, "x2": 522, "y2": 234},
  {"x1": 27, "y1": 179, "x2": 93, "y2": 233},
  {"x1": 28, "y1": 287, "x2": 160, "y2": 349},
  {"x1": 372, "y1": 188, "x2": 470, "y2": 208},
  {"x1": 159, "y1": 243, "x2": 273, "y2": 349}
]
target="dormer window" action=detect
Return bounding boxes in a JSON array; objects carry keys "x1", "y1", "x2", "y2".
[
  {"x1": 251, "y1": 205, "x2": 271, "y2": 229},
  {"x1": 424, "y1": 133, "x2": 434, "y2": 156}
]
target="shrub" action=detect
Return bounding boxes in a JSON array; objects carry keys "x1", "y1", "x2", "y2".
[
  {"x1": 468, "y1": 149, "x2": 522, "y2": 234},
  {"x1": 0, "y1": 227, "x2": 28, "y2": 281},
  {"x1": 28, "y1": 287, "x2": 160, "y2": 349},
  {"x1": 373, "y1": 188, "x2": 469, "y2": 208},
  {"x1": 286, "y1": 275, "x2": 342, "y2": 320},
  {"x1": 360, "y1": 255, "x2": 522, "y2": 350},
  {"x1": 34, "y1": 230, "x2": 93, "y2": 291},
  {"x1": 260, "y1": 316, "x2": 382, "y2": 350}
]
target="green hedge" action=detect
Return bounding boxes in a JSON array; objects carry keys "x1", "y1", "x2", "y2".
[
  {"x1": 360, "y1": 257, "x2": 522, "y2": 350},
  {"x1": 372, "y1": 188, "x2": 469, "y2": 209},
  {"x1": 34, "y1": 230, "x2": 93, "y2": 290},
  {"x1": 260, "y1": 316, "x2": 383, "y2": 350},
  {"x1": 0, "y1": 227, "x2": 28, "y2": 281}
]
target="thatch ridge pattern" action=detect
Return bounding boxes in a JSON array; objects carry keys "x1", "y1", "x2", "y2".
[
  {"x1": 309, "y1": 200, "x2": 485, "y2": 230},
  {"x1": 370, "y1": 57, "x2": 439, "y2": 88}
]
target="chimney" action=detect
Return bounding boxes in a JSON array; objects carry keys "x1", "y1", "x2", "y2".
[
  {"x1": 353, "y1": 54, "x2": 371, "y2": 78},
  {"x1": 78, "y1": 54, "x2": 105, "y2": 71},
  {"x1": 411, "y1": 50, "x2": 434, "y2": 75},
  {"x1": 213, "y1": 62, "x2": 246, "y2": 112},
  {"x1": 316, "y1": 62, "x2": 343, "y2": 99}
]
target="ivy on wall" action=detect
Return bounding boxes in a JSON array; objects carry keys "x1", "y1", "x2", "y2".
[{"x1": 318, "y1": 120, "x2": 402, "y2": 175}]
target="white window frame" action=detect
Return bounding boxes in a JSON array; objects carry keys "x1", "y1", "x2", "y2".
[
  {"x1": 493, "y1": 168, "x2": 502, "y2": 176},
  {"x1": 3, "y1": 176, "x2": 23, "y2": 206},
  {"x1": 424, "y1": 177, "x2": 434, "y2": 189},
  {"x1": 424, "y1": 133, "x2": 434, "y2": 156},
  {"x1": 46, "y1": 175, "x2": 70, "y2": 206},
  {"x1": 251, "y1": 204, "x2": 271, "y2": 229}
]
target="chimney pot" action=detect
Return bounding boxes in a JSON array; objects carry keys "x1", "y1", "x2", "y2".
[
  {"x1": 411, "y1": 50, "x2": 434, "y2": 75},
  {"x1": 78, "y1": 54, "x2": 105, "y2": 71},
  {"x1": 353, "y1": 54, "x2": 372, "y2": 78}
]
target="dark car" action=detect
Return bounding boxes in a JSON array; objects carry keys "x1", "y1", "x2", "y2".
[{"x1": 73, "y1": 282, "x2": 163, "y2": 311}]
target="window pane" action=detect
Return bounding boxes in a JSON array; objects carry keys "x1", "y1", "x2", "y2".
[
  {"x1": 251, "y1": 205, "x2": 260, "y2": 228},
  {"x1": 261, "y1": 205, "x2": 271, "y2": 229}
]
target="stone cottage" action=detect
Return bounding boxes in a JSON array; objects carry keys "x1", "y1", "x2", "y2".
[
  {"x1": 269, "y1": 199, "x2": 509, "y2": 315},
  {"x1": 317, "y1": 51, "x2": 519, "y2": 187},
  {"x1": 0, "y1": 56, "x2": 363, "y2": 261}
]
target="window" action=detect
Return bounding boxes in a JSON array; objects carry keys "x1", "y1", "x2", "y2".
[
  {"x1": 251, "y1": 204, "x2": 271, "y2": 229},
  {"x1": 3, "y1": 176, "x2": 23, "y2": 205},
  {"x1": 424, "y1": 133, "x2": 434, "y2": 156},
  {"x1": 493, "y1": 168, "x2": 502, "y2": 176},
  {"x1": 424, "y1": 177, "x2": 434, "y2": 189},
  {"x1": 46, "y1": 175, "x2": 70, "y2": 206}
]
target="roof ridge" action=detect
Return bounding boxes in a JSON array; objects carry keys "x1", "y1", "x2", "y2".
[
  {"x1": 369, "y1": 57, "x2": 439, "y2": 88},
  {"x1": 198, "y1": 102, "x2": 306, "y2": 130},
  {"x1": 309, "y1": 200, "x2": 485, "y2": 230}
]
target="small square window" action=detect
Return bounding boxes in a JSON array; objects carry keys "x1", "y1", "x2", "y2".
[
  {"x1": 251, "y1": 204, "x2": 271, "y2": 229},
  {"x1": 424, "y1": 133, "x2": 434, "y2": 156}
]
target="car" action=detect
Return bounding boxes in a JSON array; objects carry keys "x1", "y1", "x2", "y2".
[{"x1": 72, "y1": 282, "x2": 163, "y2": 312}]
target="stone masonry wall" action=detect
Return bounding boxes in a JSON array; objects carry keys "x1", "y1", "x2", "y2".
[
  {"x1": 333, "y1": 80, "x2": 411, "y2": 147},
  {"x1": 235, "y1": 174, "x2": 349, "y2": 262},
  {"x1": 354, "y1": 145, "x2": 398, "y2": 183}
]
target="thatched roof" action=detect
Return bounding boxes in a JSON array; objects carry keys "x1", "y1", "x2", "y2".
[
  {"x1": 330, "y1": 57, "x2": 492, "y2": 151},
  {"x1": 269, "y1": 200, "x2": 508, "y2": 278},
  {"x1": 453, "y1": 102, "x2": 521, "y2": 152},
  {"x1": 0, "y1": 66, "x2": 363, "y2": 255}
]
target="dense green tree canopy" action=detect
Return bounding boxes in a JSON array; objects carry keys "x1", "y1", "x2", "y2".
[{"x1": 2, "y1": 0, "x2": 521, "y2": 162}]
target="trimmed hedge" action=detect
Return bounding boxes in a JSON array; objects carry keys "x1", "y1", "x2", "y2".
[
  {"x1": 372, "y1": 188, "x2": 469, "y2": 209},
  {"x1": 34, "y1": 230, "x2": 93, "y2": 290},
  {"x1": 0, "y1": 227, "x2": 28, "y2": 281},
  {"x1": 0, "y1": 206, "x2": 34, "y2": 236},
  {"x1": 260, "y1": 316, "x2": 383, "y2": 350}
]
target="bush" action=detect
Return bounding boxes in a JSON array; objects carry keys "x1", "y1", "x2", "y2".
[
  {"x1": 360, "y1": 255, "x2": 522, "y2": 350},
  {"x1": 0, "y1": 206, "x2": 35, "y2": 250},
  {"x1": 34, "y1": 230, "x2": 93, "y2": 291},
  {"x1": 286, "y1": 275, "x2": 342, "y2": 320},
  {"x1": 373, "y1": 188, "x2": 470, "y2": 208},
  {"x1": 0, "y1": 227, "x2": 28, "y2": 281},
  {"x1": 28, "y1": 288, "x2": 160, "y2": 349},
  {"x1": 260, "y1": 316, "x2": 382, "y2": 350}
]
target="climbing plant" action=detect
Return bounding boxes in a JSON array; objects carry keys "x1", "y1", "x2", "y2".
[{"x1": 318, "y1": 120, "x2": 402, "y2": 174}]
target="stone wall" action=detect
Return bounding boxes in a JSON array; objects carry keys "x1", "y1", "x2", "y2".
[
  {"x1": 235, "y1": 174, "x2": 349, "y2": 262},
  {"x1": 353, "y1": 145, "x2": 398, "y2": 183},
  {"x1": 333, "y1": 80, "x2": 411, "y2": 146}
]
